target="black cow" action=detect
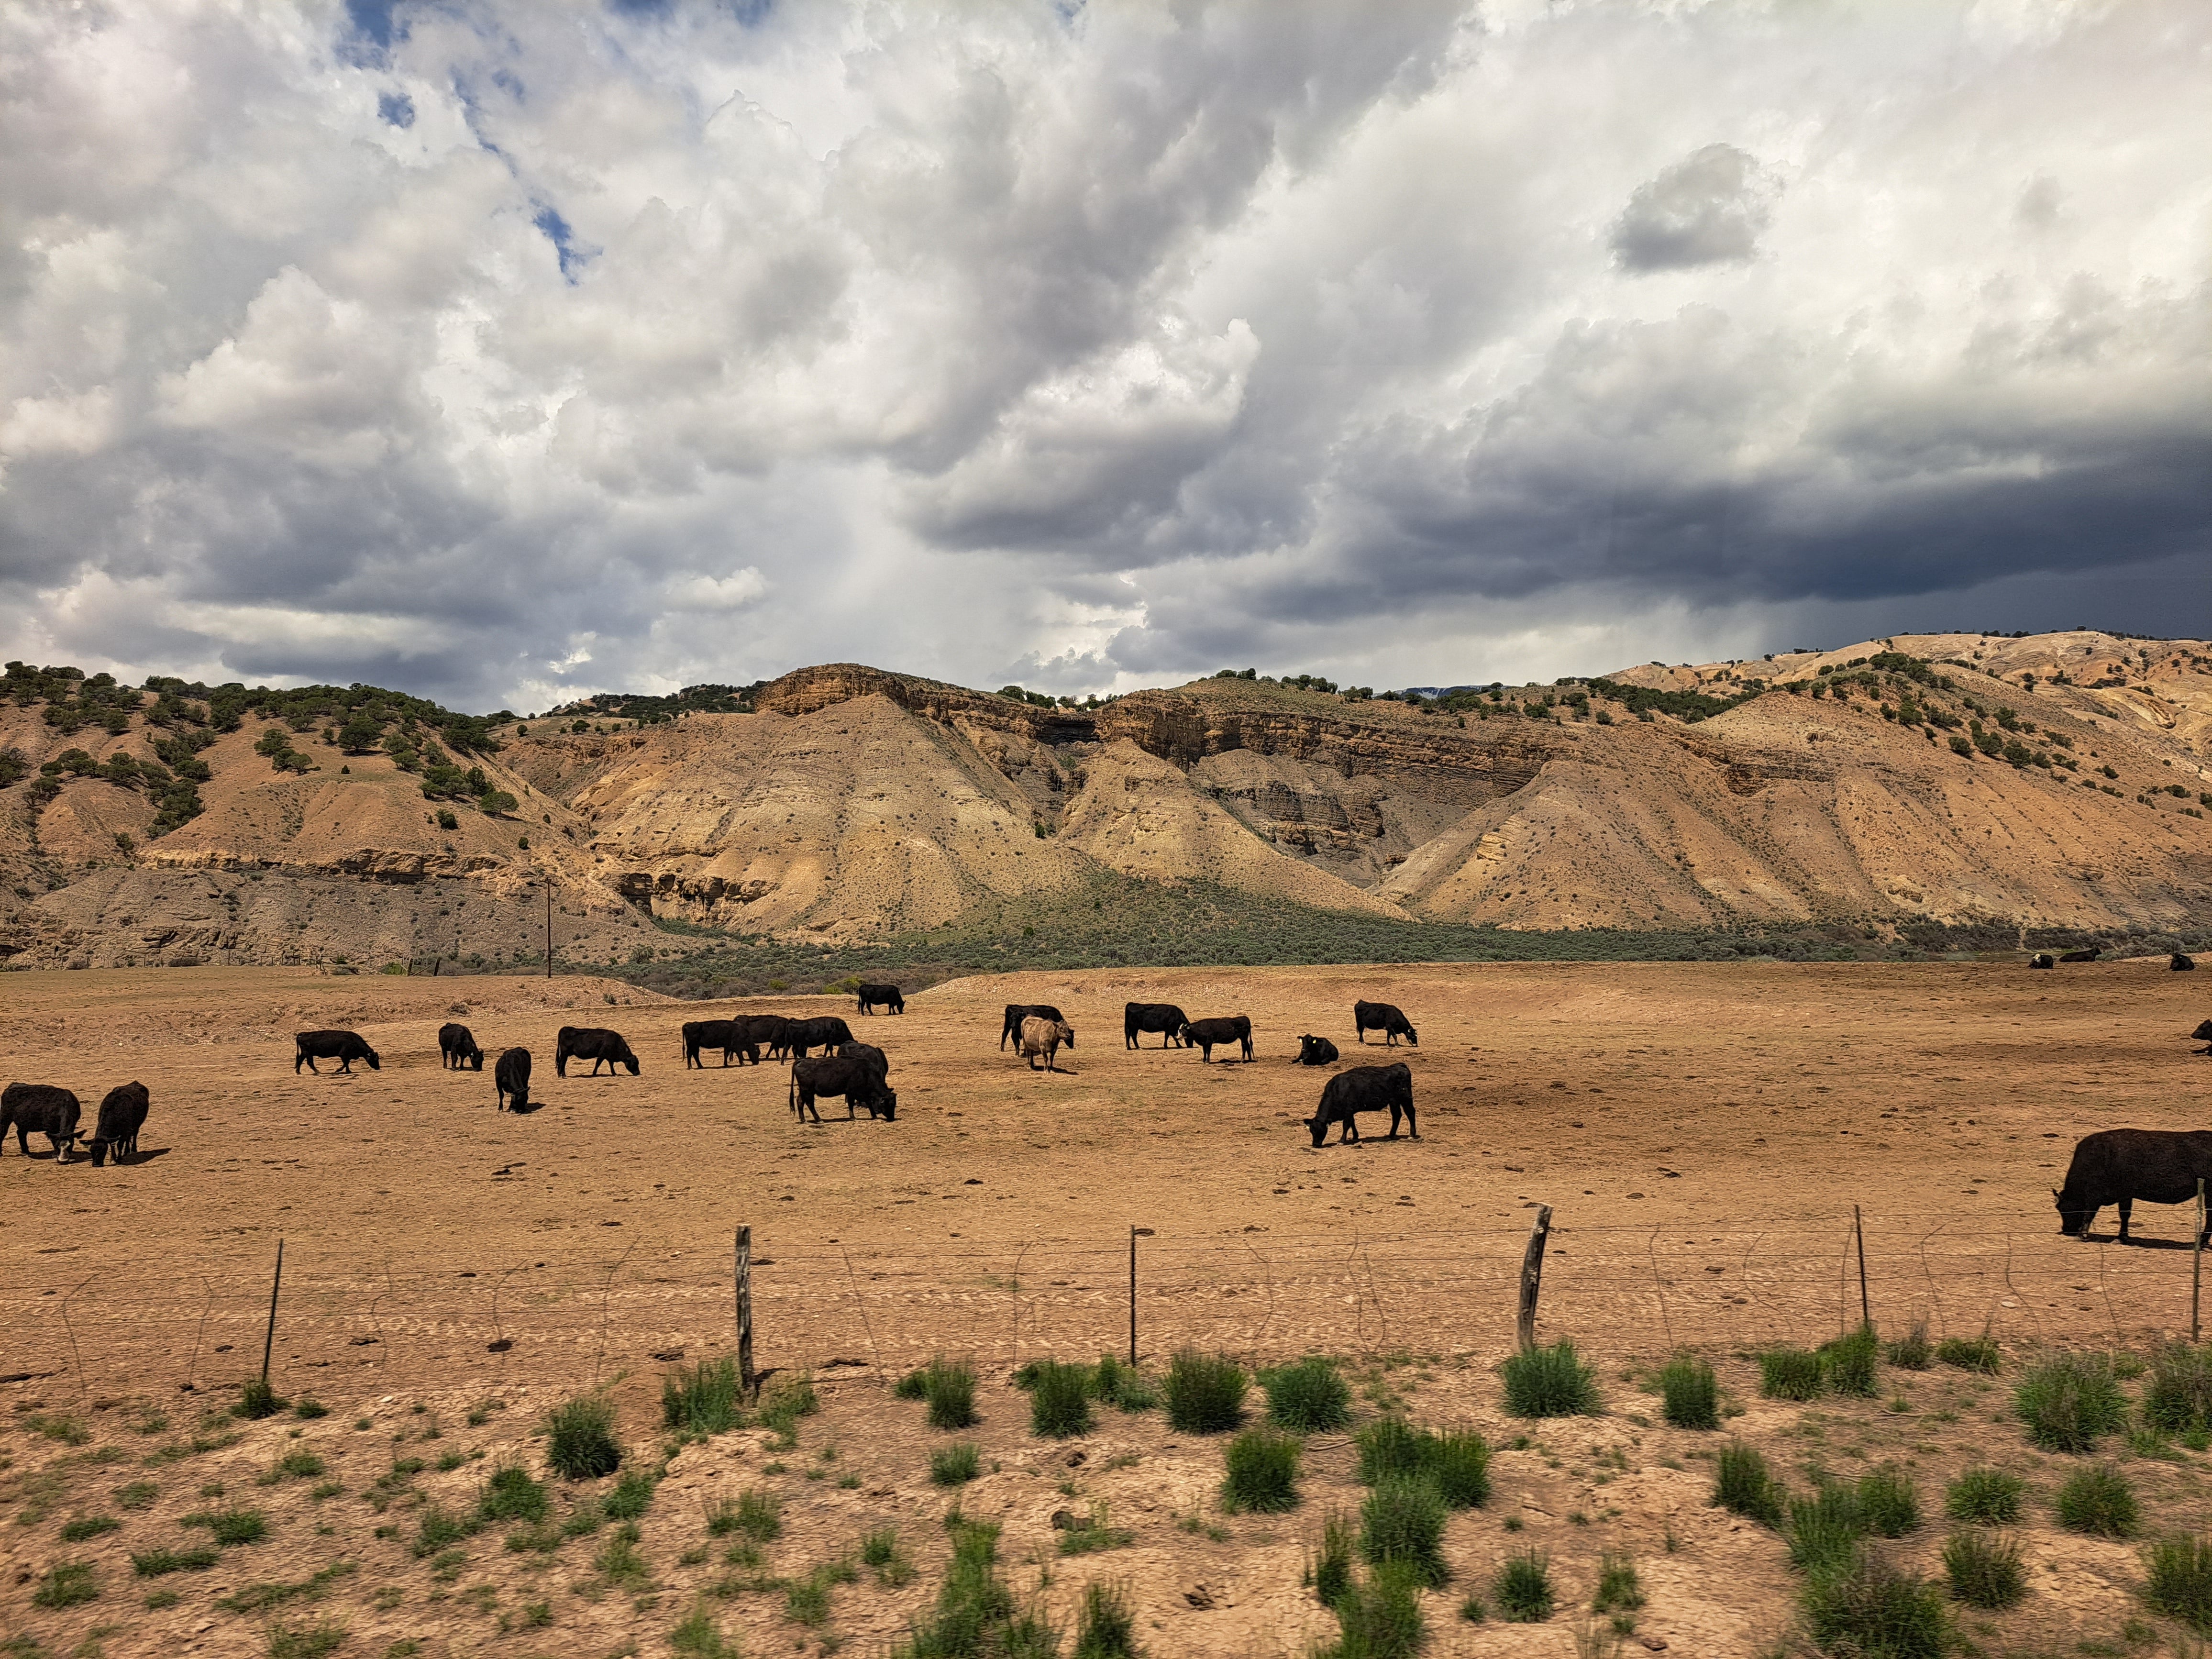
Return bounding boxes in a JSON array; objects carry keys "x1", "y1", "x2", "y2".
[
  {"x1": 785, "y1": 1016, "x2": 855, "y2": 1058},
  {"x1": 838, "y1": 1041, "x2": 891, "y2": 1101},
  {"x1": 87, "y1": 1082, "x2": 150, "y2": 1166},
  {"x1": 857, "y1": 983, "x2": 905, "y2": 1015},
  {"x1": 1123, "y1": 1003, "x2": 1189, "y2": 1050},
  {"x1": 1003, "y1": 1004, "x2": 1066, "y2": 1051},
  {"x1": 2193, "y1": 1019, "x2": 2212, "y2": 1056},
  {"x1": 1294, "y1": 1035, "x2": 1339, "y2": 1066},
  {"x1": 2058, "y1": 947, "x2": 2100, "y2": 963},
  {"x1": 2174, "y1": 953, "x2": 2198, "y2": 972},
  {"x1": 1304, "y1": 1062, "x2": 1416, "y2": 1147},
  {"x1": 740, "y1": 1014, "x2": 791, "y2": 1062},
  {"x1": 556, "y1": 1027, "x2": 639, "y2": 1077},
  {"x1": 495, "y1": 1047, "x2": 532, "y2": 1112},
  {"x1": 1179, "y1": 1015, "x2": 1253, "y2": 1062},
  {"x1": 790, "y1": 1052, "x2": 897, "y2": 1123},
  {"x1": 2055, "y1": 1128, "x2": 2212, "y2": 1244},
  {"x1": 2029, "y1": 953, "x2": 2055, "y2": 970},
  {"x1": 1, "y1": 1083, "x2": 81, "y2": 1159},
  {"x1": 439, "y1": 1023, "x2": 484, "y2": 1070},
  {"x1": 1353, "y1": 1001, "x2": 1418, "y2": 1047},
  {"x1": 295, "y1": 1030, "x2": 380, "y2": 1074},
  {"x1": 683, "y1": 1019, "x2": 746, "y2": 1069}
]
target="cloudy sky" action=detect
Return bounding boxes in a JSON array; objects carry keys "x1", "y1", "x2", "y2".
[{"x1": 2, "y1": 0, "x2": 2206, "y2": 710}]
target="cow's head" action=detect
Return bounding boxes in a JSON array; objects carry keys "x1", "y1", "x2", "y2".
[
  {"x1": 1175, "y1": 1023, "x2": 1194, "y2": 1044},
  {"x1": 88, "y1": 1136, "x2": 111, "y2": 1168},
  {"x1": 867, "y1": 1090, "x2": 898, "y2": 1122},
  {"x1": 1401, "y1": 1026, "x2": 1419, "y2": 1047},
  {"x1": 1297, "y1": 1036, "x2": 1320, "y2": 1063},
  {"x1": 2192, "y1": 1020, "x2": 2212, "y2": 1041},
  {"x1": 363, "y1": 1049, "x2": 382, "y2": 1071},
  {"x1": 1304, "y1": 1112, "x2": 1332, "y2": 1148},
  {"x1": 1061, "y1": 1026, "x2": 1075, "y2": 1047},
  {"x1": 2053, "y1": 1185, "x2": 2094, "y2": 1236},
  {"x1": 623, "y1": 1053, "x2": 641, "y2": 1075}
]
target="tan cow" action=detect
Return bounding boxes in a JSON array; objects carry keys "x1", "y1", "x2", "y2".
[{"x1": 1018, "y1": 1016, "x2": 1076, "y2": 1073}]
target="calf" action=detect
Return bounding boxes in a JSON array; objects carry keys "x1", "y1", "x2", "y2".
[
  {"x1": 790, "y1": 1053, "x2": 897, "y2": 1123},
  {"x1": 1018, "y1": 1016, "x2": 1075, "y2": 1072},
  {"x1": 555, "y1": 1027, "x2": 639, "y2": 1077},
  {"x1": 683, "y1": 1019, "x2": 745, "y2": 1069},
  {"x1": 2029, "y1": 953, "x2": 2055, "y2": 970},
  {"x1": 1178, "y1": 1015, "x2": 1253, "y2": 1063},
  {"x1": 1003, "y1": 1004, "x2": 1066, "y2": 1051},
  {"x1": 785, "y1": 1016, "x2": 855, "y2": 1058},
  {"x1": 2174, "y1": 953, "x2": 2198, "y2": 972},
  {"x1": 87, "y1": 1082, "x2": 150, "y2": 1166},
  {"x1": 857, "y1": 983, "x2": 905, "y2": 1015},
  {"x1": 2055, "y1": 1128, "x2": 2212, "y2": 1244},
  {"x1": 1353, "y1": 1000, "x2": 1418, "y2": 1046},
  {"x1": 1, "y1": 1083, "x2": 81, "y2": 1159},
  {"x1": 295, "y1": 1030, "x2": 380, "y2": 1074},
  {"x1": 1124, "y1": 1002, "x2": 1189, "y2": 1049},
  {"x1": 495, "y1": 1047, "x2": 532, "y2": 1112},
  {"x1": 1304, "y1": 1063, "x2": 1416, "y2": 1147},
  {"x1": 439, "y1": 1022, "x2": 484, "y2": 1070},
  {"x1": 2189, "y1": 1018, "x2": 2212, "y2": 1056},
  {"x1": 1294, "y1": 1035, "x2": 1339, "y2": 1066}
]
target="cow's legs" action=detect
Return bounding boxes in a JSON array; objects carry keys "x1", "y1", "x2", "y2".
[{"x1": 2117, "y1": 1198, "x2": 2133, "y2": 1242}]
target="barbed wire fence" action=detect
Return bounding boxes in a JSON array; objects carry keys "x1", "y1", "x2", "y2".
[{"x1": 3, "y1": 1208, "x2": 2203, "y2": 1405}]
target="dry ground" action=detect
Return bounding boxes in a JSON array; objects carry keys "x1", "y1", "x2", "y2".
[{"x1": 4, "y1": 959, "x2": 2211, "y2": 1658}]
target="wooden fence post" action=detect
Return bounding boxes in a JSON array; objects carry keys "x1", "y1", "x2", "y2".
[
  {"x1": 1854, "y1": 1204, "x2": 1871, "y2": 1333},
  {"x1": 260, "y1": 1239, "x2": 285, "y2": 1384},
  {"x1": 1128, "y1": 1227, "x2": 1138, "y2": 1367},
  {"x1": 734, "y1": 1227, "x2": 754, "y2": 1397},
  {"x1": 1517, "y1": 1206, "x2": 1552, "y2": 1350}
]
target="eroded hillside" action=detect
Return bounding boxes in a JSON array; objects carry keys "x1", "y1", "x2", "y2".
[{"x1": 1, "y1": 632, "x2": 2208, "y2": 969}]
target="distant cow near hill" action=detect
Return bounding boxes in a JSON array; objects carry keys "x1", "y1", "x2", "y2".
[
  {"x1": 2055, "y1": 1128, "x2": 2212, "y2": 1244},
  {"x1": 1295, "y1": 1035, "x2": 1339, "y2": 1066},
  {"x1": 790, "y1": 1051, "x2": 897, "y2": 1123},
  {"x1": 1179, "y1": 1015, "x2": 1253, "y2": 1063},
  {"x1": 857, "y1": 984, "x2": 905, "y2": 1015},
  {"x1": 1018, "y1": 1016, "x2": 1075, "y2": 1073},
  {"x1": 2029, "y1": 953, "x2": 2055, "y2": 970},
  {"x1": 1304, "y1": 1062, "x2": 1416, "y2": 1147},
  {"x1": 1124, "y1": 1003, "x2": 1188, "y2": 1050},
  {"x1": 556, "y1": 1028, "x2": 639, "y2": 1077},
  {"x1": 2058, "y1": 948, "x2": 2100, "y2": 963},
  {"x1": 1003, "y1": 1005, "x2": 1065, "y2": 1050},
  {"x1": 683, "y1": 1019, "x2": 745, "y2": 1068},
  {"x1": 439, "y1": 1023, "x2": 483, "y2": 1070},
  {"x1": 495, "y1": 1048, "x2": 531, "y2": 1112},
  {"x1": 295, "y1": 1030, "x2": 379, "y2": 1074},
  {"x1": 785, "y1": 1016, "x2": 855, "y2": 1058},
  {"x1": 1353, "y1": 1001, "x2": 1418, "y2": 1046},
  {"x1": 87, "y1": 1082, "x2": 150, "y2": 1166},
  {"x1": 2, "y1": 1083, "x2": 81, "y2": 1159},
  {"x1": 2190, "y1": 1019, "x2": 2212, "y2": 1056},
  {"x1": 2174, "y1": 953, "x2": 2198, "y2": 972}
]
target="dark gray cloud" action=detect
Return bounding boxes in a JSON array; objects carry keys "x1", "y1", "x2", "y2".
[{"x1": 0, "y1": 0, "x2": 2204, "y2": 707}]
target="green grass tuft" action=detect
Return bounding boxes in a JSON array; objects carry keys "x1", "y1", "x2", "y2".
[
  {"x1": 2142, "y1": 1534, "x2": 2212, "y2": 1635},
  {"x1": 477, "y1": 1464, "x2": 548, "y2": 1525},
  {"x1": 542, "y1": 1394, "x2": 624, "y2": 1480},
  {"x1": 1029, "y1": 1360, "x2": 1096, "y2": 1439},
  {"x1": 602, "y1": 1464, "x2": 661, "y2": 1521},
  {"x1": 1942, "y1": 1529, "x2": 2025, "y2": 1609},
  {"x1": 59, "y1": 1515, "x2": 120, "y2": 1543},
  {"x1": 1263, "y1": 1357, "x2": 1352, "y2": 1433},
  {"x1": 131, "y1": 1545, "x2": 221, "y2": 1577},
  {"x1": 1164, "y1": 1349, "x2": 1247, "y2": 1435},
  {"x1": 1658, "y1": 1354, "x2": 1719, "y2": 1430},
  {"x1": 1221, "y1": 1427, "x2": 1302, "y2": 1514},
  {"x1": 1072, "y1": 1579, "x2": 1141, "y2": 1659},
  {"x1": 1359, "y1": 1476, "x2": 1449, "y2": 1589},
  {"x1": 1592, "y1": 1552, "x2": 1643, "y2": 1615},
  {"x1": 1713, "y1": 1441, "x2": 1784, "y2": 1528},
  {"x1": 1788, "y1": 1485, "x2": 1868, "y2": 1576},
  {"x1": 1090, "y1": 1353, "x2": 1158, "y2": 1413},
  {"x1": 32, "y1": 1561, "x2": 99, "y2": 1609},
  {"x1": 411, "y1": 1504, "x2": 481, "y2": 1558},
  {"x1": 1326, "y1": 1561, "x2": 1427, "y2": 1659},
  {"x1": 662, "y1": 1358, "x2": 744, "y2": 1436},
  {"x1": 1354, "y1": 1418, "x2": 1428, "y2": 1485},
  {"x1": 184, "y1": 1506, "x2": 268, "y2": 1546},
  {"x1": 1311, "y1": 1510, "x2": 1355, "y2": 1610},
  {"x1": 2143, "y1": 1344, "x2": 2212, "y2": 1436},
  {"x1": 235, "y1": 1378, "x2": 285, "y2": 1420},
  {"x1": 929, "y1": 1442, "x2": 983, "y2": 1487},
  {"x1": 670, "y1": 1599, "x2": 741, "y2": 1658},
  {"x1": 1886, "y1": 1324, "x2": 1933, "y2": 1371},
  {"x1": 2014, "y1": 1353, "x2": 2129, "y2": 1453},
  {"x1": 1493, "y1": 1549, "x2": 1554, "y2": 1622},
  {"x1": 1428, "y1": 1432, "x2": 1492, "y2": 1510},
  {"x1": 921, "y1": 1357, "x2": 980, "y2": 1430},
  {"x1": 1936, "y1": 1333, "x2": 2002, "y2": 1374},
  {"x1": 1944, "y1": 1466, "x2": 2024, "y2": 1526},
  {"x1": 266, "y1": 1617, "x2": 347, "y2": 1659},
  {"x1": 1821, "y1": 1326, "x2": 1881, "y2": 1398},
  {"x1": 2054, "y1": 1465, "x2": 2137, "y2": 1537},
  {"x1": 1800, "y1": 1547, "x2": 1949, "y2": 1659},
  {"x1": 730, "y1": 1488, "x2": 782, "y2": 1542},
  {"x1": 1502, "y1": 1341, "x2": 1601, "y2": 1418},
  {"x1": 1856, "y1": 1466, "x2": 1921, "y2": 1538},
  {"x1": 1759, "y1": 1346, "x2": 1825, "y2": 1401}
]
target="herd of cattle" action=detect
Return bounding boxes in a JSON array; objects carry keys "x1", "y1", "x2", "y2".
[{"x1": 7, "y1": 978, "x2": 2212, "y2": 1243}]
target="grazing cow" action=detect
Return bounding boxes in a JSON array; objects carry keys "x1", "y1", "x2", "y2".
[
  {"x1": 683, "y1": 1019, "x2": 745, "y2": 1069},
  {"x1": 1002, "y1": 1004, "x2": 1066, "y2": 1051},
  {"x1": 740, "y1": 1014, "x2": 790, "y2": 1063},
  {"x1": 295, "y1": 1030, "x2": 380, "y2": 1074},
  {"x1": 87, "y1": 1082, "x2": 150, "y2": 1166},
  {"x1": 1353, "y1": 1001, "x2": 1418, "y2": 1047},
  {"x1": 1304, "y1": 1063, "x2": 1416, "y2": 1147},
  {"x1": 857, "y1": 983, "x2": 905, "y2": 1015},
  {"x1": 555, "y1": 1027, "x2": 639, "y2": 1077},
  {"x1": 438, "y1": 1023, "x2": 484, "y2": 1071},
  {"x1": 785, "y1": 1016, "x2": 855, "y2": 1058},
  {"x1": 2054, "y1": 1128, "x2": 2212, "y2": 1244},
  {"x1": 2190, "y1": 1019, "x2": 2212, "y2": 1056},
  {"x1": 1018, "y1": 1016, "x2": 1075, "y2": 1072},
  {"x1": 2058, "y1": 947, "x2": 2100, "y2": 963},
  {"x1": 1294, "y1": 1035, "x2": 1339, "y2": 1066},
  {"x1": 790, "y1": 1052, "x2": 897, "y2": 1123},
  {"x1": 1123, "y1": 1003, "x2": 1189, "y2": 1050},
  {"x1": 2029, "y1": 953, "x2": 2055, "y2": 970},
  {"x1": 2174, "y1": 953, "x2": 2198, "y2": 973},
  {"x1": 1179, "y1": 1015, "x2": 1253, "y2": 1063},
  {"x1": 1, "y1": 1083, "x2": 81, "y2": 1159},
  {"x1": 495, "y1": 1048, "x2": 532, "y2": 1112}
]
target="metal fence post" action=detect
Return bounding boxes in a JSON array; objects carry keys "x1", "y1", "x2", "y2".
[{"x1": 260, "y1": 1239, "x2": 285, "y2": 1384}]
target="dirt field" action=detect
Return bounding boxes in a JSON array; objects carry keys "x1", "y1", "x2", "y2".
[{"x1": 5, "y1": 959, "x2": 2210, "y2": 1657}]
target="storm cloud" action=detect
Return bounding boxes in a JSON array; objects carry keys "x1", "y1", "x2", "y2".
[{"x1": 1, "y1": 0, "x2": 2205, "y2": 707}]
